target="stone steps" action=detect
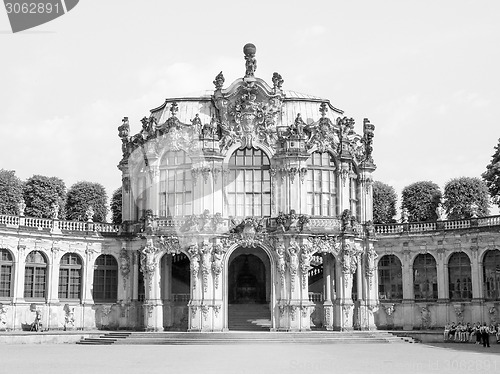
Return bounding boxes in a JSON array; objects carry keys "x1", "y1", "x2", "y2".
[
  {"x1": 228, "y1": 304, "x2": 271, "y2": 331},
  {"x1": 77, "y1": 331, "x2": 409, "y2": 345}
]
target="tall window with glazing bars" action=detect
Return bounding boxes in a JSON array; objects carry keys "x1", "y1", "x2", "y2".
[
  {"x1": 159, "y1": 150, "x2": 193, "y2": 217},
  {"x1": 226, "y1": 148, "x2": 271, "y2": 217},
  {"x1": 306, "y1": 152, "x2": 337, "y2": 216}
]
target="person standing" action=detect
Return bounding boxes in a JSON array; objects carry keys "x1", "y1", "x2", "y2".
[{"x1": 482, "y1": 323, "x2": 490, "y2": 347}]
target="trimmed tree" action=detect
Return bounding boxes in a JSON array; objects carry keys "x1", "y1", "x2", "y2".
[
  {"x1": 443, "y1": 177, "x2": 490, "y2": 219},
  {"x1": 482, "y1": 138, "x2": 500, "y2": 209},
  {"x1": 401, "y1": 181, "x2": 442, "y2": 222},
  {"x1": 110, "y1": 187, "x2": 122, "y2": 224},
  {"x1": 0, "y1": 169, "x2": 24, "y2": 215},
  {"x1": 65, "y1": 181, "x2": 108, "y2": 222},
  {"x1": 23, "y1": 175, "x2": 66, "y2": 219},
  {"x1": 372, "y1": 181, "x2": 397, "y2": 224}
]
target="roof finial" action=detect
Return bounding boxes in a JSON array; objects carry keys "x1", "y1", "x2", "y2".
[{"x1": 243, "y1": 43, "x2": 257, "y2": 78}]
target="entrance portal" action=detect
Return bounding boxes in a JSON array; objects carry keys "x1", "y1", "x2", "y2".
[{"x1": 227, "y1": 247, "x2": 271, "y2": 330}]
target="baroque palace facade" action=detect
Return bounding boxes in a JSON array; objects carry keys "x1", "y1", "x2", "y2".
[{"x1": 0, "y1": 44, "x2": 499, "y2": 332}]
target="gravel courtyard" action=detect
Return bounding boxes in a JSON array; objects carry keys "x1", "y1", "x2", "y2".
[{"x1": 1, "y1": 342, "x2": 499, "y2": 374}]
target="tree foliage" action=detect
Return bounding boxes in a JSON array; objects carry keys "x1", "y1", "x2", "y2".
[
  {"x1": 443, "y1": 177, "x2": 490, "y2": 219},
  {"x1": 110, "y1": 187, "x2": 122, "y2": 225},
  {"x1": 0, "y1": 169, "x2": 24, "y2": 215},
  {"x1": 23, "y1": 175, "x2": 66, "y2": 219},
  {"x1": 401, "y1": 181, "x2": 442, "y2": 222},
  {"x1": 482, "y1": 138, "x2": 500, "y2": 209},
  {"x1": 66, "y1": 181, "x2": 108, "y2": 222},
  {"x1": 372, "y1": 181, "x2": 397, "y2": 224}
]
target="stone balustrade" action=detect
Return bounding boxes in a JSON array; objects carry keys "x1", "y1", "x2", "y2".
[
  {"x1": 375, "y1": 215, "x2": 500, "y2": 236},
  {"x1": 0, "y1": 213, "x2": 120, "y2": 234}
]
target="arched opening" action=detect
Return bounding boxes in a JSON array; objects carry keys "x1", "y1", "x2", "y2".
[
  {"x1": 448, "y1": 252, "x2": 472, "y2": 300},
  {"x1": 92, "y1": 255, "x2": 118, "y2": 303},
  {"x1": 377, "y1": 254, "x2": 403, "y2": 301},
  {"x1": 307, "y1": 252, "x2": 336, "y2": 329},
  {"x1": 161, "y1": 252, "x2": 190, "y2": 331},
  {"x1": 24, "y1": 251, "x2": 48, "y2": 300},
  {"x1": 58, "y1": 253, "x2": 83, "y2": 301},
  {"x1": 483, "y1": 249, "x2": 500, "y2": 300},
  {"x1": 413, "y1": 253, "x2": 438, "y2": 301},
  {"x1": 0, "y1": 249, "x2": 13, "y2": 299},
  {"x1": 227, "y1": 247, "x2": 271, "y2": 331}
]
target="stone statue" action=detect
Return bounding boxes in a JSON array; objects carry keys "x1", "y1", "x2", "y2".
[
  {"x1": 401, "y1": 208, "x2": 409, "y2": 223},
  {"x1": 436, "y1": 203, "x2": 446, "y2": 221},
  {"x1": 85, "y1": 206, "x2": 95, "y2": 222},
  {"x1": 272, "y1": 72, "x2": 284, "y2": 90},
  {"x1": 243, "y1": 43, "x2": 257, "y2": 77},
  {"x1": 18, "y1": 199, "x2": 26, "y2": 216},
  {"x1": 0, "y1": 303, "x2": 7, "y2": 331},
  {"x1": 51, "y1": 203, "x2": 60, "y2": 219},
  {"x1": 63, "y1": 304, "x2": 75, "y2": 331},
  {"x1": 119, "y1": 248, "x2": 130, "y2": 277},
  {"x1": 213, "y1": 71, "x2": 225, "y2": 90}
]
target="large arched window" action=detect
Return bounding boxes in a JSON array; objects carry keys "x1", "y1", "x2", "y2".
[
  {"x1": 378, "y1": 255, "x2": 403, "y2": 300},
  {"x1": 24, "y1": 251, "x2": 47, "y2": 299},
  {"x1": 0, "y1": 249, "x2": 13, "y2": 298},
  {"x1": 159, "y1": 150, "x2": 193, "y2": 217},
  {"x1": 227, "y1": 148, "x2": 271, "y2": 217},
  {"x1": 483, "y1": 250, "x2": 500, "y2": 300},
  {"x1": 306, "y1": 152, "x2": 336, "y2": 216},
  {"x1": 448, "y1": 252, "x2": 472, "y2": 300},
  {"x1": 93, "y1": 255, "x2": 118, "y2": 303},
  {"x1": 413, "y1": 254, "x2": 438, "y2": 300},
  {"x1": 58, "y1": 253, "x2": 82, "y2": 300}
]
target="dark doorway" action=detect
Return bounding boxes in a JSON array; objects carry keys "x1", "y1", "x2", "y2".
[
  {"x1": 228, "y1": 249, "x2": 271, "y2": 331},
  {"x1": 228, "y1": 254, "x2": 266, "y2": 303}
]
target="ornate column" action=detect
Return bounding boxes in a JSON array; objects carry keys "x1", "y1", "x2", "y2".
[
  {"x1": 323, "y1": 254, "x2": 334, "y2": 330},
  {"x1": 140, "y1": 237, "x2": 163, "y2": 331},
  {"x1": 336, "y1": 237, "x2": 358, "y2": 331},
  {"x1": 286, "y1": 240, "x2": 301, "y2": 331},
  {"x1": 187, "y1": 243, "x2": 202, "y2": 331},
  {"x1": 401, "y1": 250, "x2": 414, "y2": 330},
  {"x1": 161, "y1": 254, "x2": 173, "y2": 329},
  {"x1": 362, "y1": 239, "x2": 378, "y2": 330}
]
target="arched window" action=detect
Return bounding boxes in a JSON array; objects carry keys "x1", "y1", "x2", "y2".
[
  {"x1": 448, "y1": 252, "x2": 472, "y2": 300},
  {"x1": 0, "y1": 249, "x2": 13, "y2": 298},
  {"x1": 24, "y1": 251, "x2": 47, "y2": 299},
  {"x1": 159, "y1": 150, "x2": 193, "y2": 217},
  {"x1": 378, "y1": 255, "x2": 403, "y2": 300},
  {"x1": 93, "y1": 255, "x2": 118, "y2": 303},
  {"x1": 58, "y1": 253, "x2": 82, "y2": 300},
  {"x1": 483, "y1": 250, "x2": 500, "y2": 300},
  {"x1": 306, "y1": 152, "x2": 336, "y2": 216},
  {"x1": 413, "y1": 254, "x2": 438, "y2": 300},
  {"x1": 227, "y1": 148, "x2": 271, "y2": 217}
]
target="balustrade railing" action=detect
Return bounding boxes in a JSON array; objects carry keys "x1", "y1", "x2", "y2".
[
  {"x1": 308, "y1": 292, "x2": 323, "y2": 303},
  {"x1": 375, "y1": 215, "x2": 500, "y2": 235},
  {"x1": 173, "y1": 294, "x2": 190, "y2": 302},
  {"x1": 0, "y1": 213, "x2": 120, "y2": 234}
]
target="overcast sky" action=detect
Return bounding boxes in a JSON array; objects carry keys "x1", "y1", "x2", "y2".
[{"x1": 1, "y1": 0, "x2": 499, "y2": 216}]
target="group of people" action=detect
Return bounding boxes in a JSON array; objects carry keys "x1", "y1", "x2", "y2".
[{"x1": 444, "y1": 321, "x2": 500, "y2": 347}]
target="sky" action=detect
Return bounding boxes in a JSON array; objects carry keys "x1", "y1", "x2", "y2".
[{"x1": 1, "y1": 0, "x2": 499, "y2": 216}]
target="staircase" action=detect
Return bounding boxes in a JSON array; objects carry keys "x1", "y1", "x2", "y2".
[
  {"x1": 228, "y1": 304, "x2": 271, "y2": 331},
  {"x1": 77, "y1": 331, "x2": 412, "y2": 345}
]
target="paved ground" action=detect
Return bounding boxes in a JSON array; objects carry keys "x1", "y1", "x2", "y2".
[{"x1": 1, "y1": 342, "x2": 499, "y2": 374}]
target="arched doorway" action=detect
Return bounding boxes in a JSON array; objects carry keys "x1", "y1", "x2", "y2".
[{"x1": 227, "y1": 247, "x2": 271, "y2": 331}]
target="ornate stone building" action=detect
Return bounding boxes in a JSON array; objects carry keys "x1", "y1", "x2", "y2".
[
  {"x1": 0, "y1": 44, "x2": 497, "y2": 333},
  {"x1": 116, "y1": 43, "x2": 378, "y2": 332}
]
